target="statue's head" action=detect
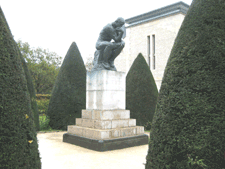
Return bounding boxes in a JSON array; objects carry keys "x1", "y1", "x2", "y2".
[{"x1": 113, "y1": 17, "x2": 125, "y2": 28}]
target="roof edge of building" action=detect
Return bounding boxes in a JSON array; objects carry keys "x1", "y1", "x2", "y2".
[
  {"x1": 126, "y1": 10, "x2": 185, "y2": 28},
  {"x1": 125, "y1": 1, "x2": 189, "y2": 26}
]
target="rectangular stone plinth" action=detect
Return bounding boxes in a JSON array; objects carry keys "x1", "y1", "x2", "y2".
[
  {"x1": 67, "y1": 125, "x2": 144, "y2": 140},
  {"x1": 81, "y1": 109, "x2": 130, "y2": 120},
  {"x1": 87, "y1": 70, "x2": 125, "y2": 91},
  {"x1": 86, "y1": 70, "x2": 125, "y2": 110},
  {"x1": 87, "y1": 91, "x2": 125, "y2": 110},
  {"x1": 63, "y1": 133, "x2": 149, "y2": 152}
]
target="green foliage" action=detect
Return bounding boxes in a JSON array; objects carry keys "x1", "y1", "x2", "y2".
[
  {"x1": 145, "y1": 0, "x2": 225, "y2": 168},
  {"x1": 126, "y1": 53, "x2": 158, "y2": 131},
  {"x1": 18, "y1": 46, "x2": 40, "y2": 131},
  {"x1": 36, "y1": 94, "x2": 51, "y2": 100},
  {"x1": 0, "y1": 6, "x2": 41, "y2": 168},
  {"x1": 85, "y1": 56, "x2": 94, "y2": 71},
  {"x1": 47, "y1": 42, "x2": 86, "y2": 131},
  {"x1": 39, "y1": 114, "x2": 52, "y2": 131},
  {"x1": 17, "y1": 40, "x2": 62, "y2": 94},
  {"x1": 36, "y1": 98, "x2": 50, "y2": 115}
]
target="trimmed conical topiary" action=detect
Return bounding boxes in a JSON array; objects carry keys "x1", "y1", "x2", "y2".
[
  {"x1": 0, "y1": 6, "x2": 41, "y2": 169},
  {"x1": 126, "y1": 53, "x2": 158, "y2": 131},
  {"x1": 145, "y1": 0, "x2": 225, "y2": 168},
  {"x1": 47, "y1": 42, "x2": 86, "y2": 131},
  {"x1": 18, "y1": 45, "x2": 40, "y2": 131}
]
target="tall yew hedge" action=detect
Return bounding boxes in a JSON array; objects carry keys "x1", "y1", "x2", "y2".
[
  {"x1": 126, "y1": 53, "x2": 158, "y2": 131},
  {"x1": 145, "y1": 0, "x2": 225, "y2": 168},
  {"x1": 47, "y1": 42, "x2": 86, "y2": 131},
  {"x1": 18, "y1": 46, "x2": 40, "y2": 131},
  {"x1": 0, "y1": 6, "x2": 41, "y2": 169}
]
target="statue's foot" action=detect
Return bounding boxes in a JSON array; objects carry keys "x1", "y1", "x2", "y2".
[
  {"x1": 111, "y1": 66, "x2": 117, "y2": 71},
  {"x1": 109, "y1": 60, "x2": 115, "y2": 67},
  {"x1": 109, "y1": 60, "x2": 117, "y2": 71},
  {"x1": 102, "y1": 62, "x2": 111, "y2": 69},
  {"x1": 92, "y1": 61, "x2": 117, "y2": 71}
]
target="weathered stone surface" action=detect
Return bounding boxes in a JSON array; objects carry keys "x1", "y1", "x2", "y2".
[
  {"x1": 86, "y1": 70, "x2": 125, "y2": 110},
  {"x1": 81, "y1": 109, "x2": 130, "y2": 120},
  {"x1": 76, "y1": 118, "x2": 136, "y2": 129},
  {"x1": 67, "y1": 125, "x2": 144, "y2": 140}
]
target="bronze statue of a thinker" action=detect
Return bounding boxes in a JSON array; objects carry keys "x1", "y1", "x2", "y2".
[{"x1": 92, "y1": 17, "x2": 126, "y2": 71}]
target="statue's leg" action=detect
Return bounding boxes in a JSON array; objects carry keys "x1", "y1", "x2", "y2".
[
  {"x1": 103, "y1": 45, "x2": 115, "y2": 63},
  {"x1": 108, "y1": 42, "x2": 125, "y2": 67},
  {"x1": 96, "y1": 41, "x2": 114, "y2": 64},
  {"x1": 96, "y1": 41, "x2": 120, "y2": 71}
]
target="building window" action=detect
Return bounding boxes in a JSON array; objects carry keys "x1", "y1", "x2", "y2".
[
  {"x1": 152, "y1": 35, "x2": 155, "y2": 69},
  {"x1": 147, "y1": 36, "x2": 150, "y2": 69}
]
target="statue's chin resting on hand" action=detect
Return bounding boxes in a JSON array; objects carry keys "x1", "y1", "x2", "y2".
[{"x1": 92, "y1": 17, "x2": 126, "y2": 72}]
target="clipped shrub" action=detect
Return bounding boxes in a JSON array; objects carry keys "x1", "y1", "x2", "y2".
[
  {"x1": 126, "y1": 53, "x2": 158, "y2": 131},
  {"x1": 145, "y1": 0, "x2": 225, "y2": 168},
  {"x1": 18, "y1": 46, "x2": 40, "y2": 131},
  {"x1": 0, "y1": 6, "x2": 41, "y2": 168},
  {"x1": 47, "y1": 42, "x2": 86, "y2": 131}
]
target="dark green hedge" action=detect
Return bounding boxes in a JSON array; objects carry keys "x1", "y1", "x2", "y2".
[
  {"x1": 0, "y1": 6, "x2": 41, "y2": 169},
  {"x1": 47, "y1": 42, "x2": 86, "y2": 131},
  {"x1": 145, "y1": 0, "x2": 225, "y2": 168},
  {"x1": 18, "y1": 45, "x2": 40, "y2": 131},
  {"x1": 126, "y1": 53, "x2": 158, "y2": 131}
]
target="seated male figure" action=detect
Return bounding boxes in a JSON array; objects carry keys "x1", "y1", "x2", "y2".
[{"x1": 93, "y1": 17, "x2": 126, "y2": 71}]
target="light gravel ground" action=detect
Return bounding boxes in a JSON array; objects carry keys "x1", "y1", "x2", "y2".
[{"x1": 37, "y1": 131, "x2": 150, "y2": 169}]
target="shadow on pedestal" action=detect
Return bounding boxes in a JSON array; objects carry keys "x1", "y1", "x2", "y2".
[{"x1": 63, "y1": 133, "x2": 149, "y2": 152}]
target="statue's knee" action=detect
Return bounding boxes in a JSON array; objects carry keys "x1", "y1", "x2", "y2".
[
  {"x1": 119, "y1": 43, "x2": 125, "y2": 49},
  {"x1": 121, "y1": 41, "x2": 125, "y2": 48},
  {"x1": 105, "y1": 45, "x2": 114, "y2": 50}
]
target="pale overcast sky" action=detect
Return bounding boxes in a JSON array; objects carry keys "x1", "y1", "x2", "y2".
[{"x1": 1, "y1": 0, "x2": 193, "y2": 65}]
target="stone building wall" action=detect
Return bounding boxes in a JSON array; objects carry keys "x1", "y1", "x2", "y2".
[{"x1": 115, "y1": 13, "x2": 185, "y2": 91}]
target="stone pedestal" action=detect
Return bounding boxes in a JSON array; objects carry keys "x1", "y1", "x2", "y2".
[
  {"x1": 86, "y1": 70, "x2": 125, "y2": 110},
  {"x1": 63, "y1": 70, "x2": 149, "y2": 151}
]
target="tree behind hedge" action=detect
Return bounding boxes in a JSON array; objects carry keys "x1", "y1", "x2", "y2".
[
  {"x1": 17, "y1": 40, "x2": 62, "y2": 94},
  {"x1": 126, "y1": 53, "x2": 158, "y2": 131},
  {"x1": 18, "y1": 45, "x2": 40, "y2": 131},
  {"x1": 0, "y1": 6, "x2": 41, "y2": 168},
  {"x1": 145, "y1": 0, "x2": 225, "y2": 168},
  {"x1": 47, "y1": 42, "x2": 86, "y2": 131}
]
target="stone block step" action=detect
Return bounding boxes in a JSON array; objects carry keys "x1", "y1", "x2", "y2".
[
  {"x1": 81, "y1": 109, "x2": 130, "y2": 120},
  {"x1": 67, "y1": 125, "x2": 144, "y2": 140},
  {"x1": 76, "y1": 118, "x2": 136, "y2": 129}
]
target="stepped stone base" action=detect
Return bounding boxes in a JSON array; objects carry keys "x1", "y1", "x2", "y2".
[
  {"x1": 67, "y1": 125, "x2": 145, "y2": 140},
  {"x1": 63, "y1": 133, "x2": 149, "y2": 152},
  {"x1": 63, "y1": 70, "x2": 149, "y2": 151}
]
